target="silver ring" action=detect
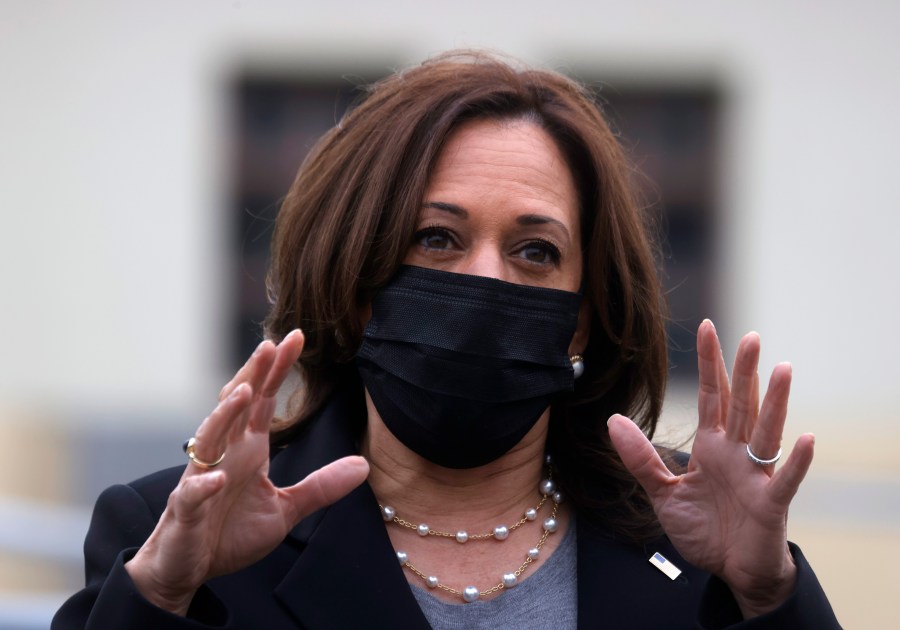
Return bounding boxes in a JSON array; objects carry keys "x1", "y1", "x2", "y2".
[
  {"x1": 746, "y1": 443, "x2": 782, "y2": 466},
  {"x1": 182, "y1": 437, "x2": 225, "y2": 469}
]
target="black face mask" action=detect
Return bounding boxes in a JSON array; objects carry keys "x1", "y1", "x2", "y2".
[{"x1": 356, "y1": 265, "x2": 582, "y2": 469}]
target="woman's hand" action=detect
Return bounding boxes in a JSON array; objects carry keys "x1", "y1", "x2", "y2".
[
  {"x1": 607, "y1": 320, "x2": 815, "y2": 619},
  {"x1": 124, "y1": 331, "x2": 370, "y2": 615}
]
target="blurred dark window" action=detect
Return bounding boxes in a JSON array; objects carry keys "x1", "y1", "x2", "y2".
[
  {"x1": 232, "y1": 72, "x2": 720, "y2": 381},
  {"x1": 232, "y1": 77, "x2": 366, "y2": 364},
  {"x1": 601, "y1": 86, "x2": 721, "y2": 380}
]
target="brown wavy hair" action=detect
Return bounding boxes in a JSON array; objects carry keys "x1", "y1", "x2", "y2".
[{"x1": 264, "y1": 51, "x2": 669, "y2": 542}]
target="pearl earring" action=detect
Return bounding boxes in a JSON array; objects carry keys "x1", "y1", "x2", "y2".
[{"x1": 570, "y1": 354, "x2": 584, "y2": 379}]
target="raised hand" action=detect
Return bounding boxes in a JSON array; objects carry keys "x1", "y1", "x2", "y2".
[
  {"x1": 125, "y1": 331, "x2": 370, "y2": 615},
  {"x1": 607, "y1": 320, "x2": 815, "y2": 618}
]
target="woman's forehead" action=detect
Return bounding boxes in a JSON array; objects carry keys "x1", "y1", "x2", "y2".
[{"x1": 424, "y1": 119, "x2": 580, "y2": 227}]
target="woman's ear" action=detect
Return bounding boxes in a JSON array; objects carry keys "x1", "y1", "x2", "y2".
[
  {"x1": 568, "y1": 297, "x2": 591, "y2": 356},
  {"x1": 358, "y1": 301, "x2": 372, "y2": 330}
]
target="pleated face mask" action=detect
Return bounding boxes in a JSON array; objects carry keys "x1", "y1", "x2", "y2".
[{"x1": 356, "y1": 265, "x2": 582, "y2": 468}]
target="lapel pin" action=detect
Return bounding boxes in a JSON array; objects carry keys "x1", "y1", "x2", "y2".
[{"x1": 649, "y1": 552, "x2": 682, "y2": 580}]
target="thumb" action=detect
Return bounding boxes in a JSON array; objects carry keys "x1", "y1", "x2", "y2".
[
  {"x1": 282, "y1": 456, "x2": 370, "y2": 523},
  {"x1": 607, "y1": 414, "x2": 673, "y2": 499}
]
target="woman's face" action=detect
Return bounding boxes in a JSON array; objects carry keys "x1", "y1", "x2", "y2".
[{"x1": 405, "y1": 118, "x2": 583, "y2": 293}]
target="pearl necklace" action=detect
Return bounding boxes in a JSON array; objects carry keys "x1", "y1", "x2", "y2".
[{"x1": 379, "y1": 475, "x2": 564, "y2": 603}]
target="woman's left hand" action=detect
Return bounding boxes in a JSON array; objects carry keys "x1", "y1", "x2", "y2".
[{"x1": 607, "y1": 319, "x2": 815, "y2": 619}]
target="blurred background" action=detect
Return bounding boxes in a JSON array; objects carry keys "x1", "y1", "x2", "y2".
[{"x1": 1, "y1": 1, "x2": 898, "y2": 627}]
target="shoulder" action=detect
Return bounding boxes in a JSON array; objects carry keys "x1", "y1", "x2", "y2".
[
  {"x1": 122, "y1": 465, "x2": 185, "y2": 516},
  {"x1": 82, "y1": 466, "x2": 184, "y2": 560},
  {"x1": 90, "y1": 465, "x2": 184, "y2": 522}
]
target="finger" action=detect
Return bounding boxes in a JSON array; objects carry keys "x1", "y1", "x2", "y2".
[
  {"x1": 171, "y1": 470, "x2": 227, "y2": 525},
  {"x1": 260, "y1": 330, "x2": 304, "y2": 399},
  {"x1": 697, "y1": 320, "x2": 728, "y2": 432},
  {"x1": 750, "y1": 370, "x2": 760, "y2": 425},
  {"x1": 218, "y1": 341, "x2": 277, "y2": 402},
  {"x1": 769, "y1": 433, "x2": 814, "y2": 507},
  {"x1": 607, "y1": 414, "x2": 675, "y2": 500},
  {"x1": 218, "y1": 341, "x2": 264, "y2": 401},
  {"x1": 239, "y1": 331, "x2": 304, "y2": 438},
  {"x1": 715, "y1": 328, "x2": 732, "y2": 419},
  {"x1": 282, "y1": 456, "x2": 370, "y2": 523},
  {"x1": 725, "y1": 332, "x2": 761, "y2": 442},
  {"x1": 247, "y1": 393, "x2": 277, "y2": 434},
  {"x1": 227, "y1": 386, "x2": 263, "y2": 442},
  {"x1": 246, "y1": 342, "x2": 277, "y2": 398},
  {"x1": 749, "y1": 362, "x2": 792, "y2": 473},
  {"x1": 192, "y1": 383, "x2": 252, "y2": 468}
]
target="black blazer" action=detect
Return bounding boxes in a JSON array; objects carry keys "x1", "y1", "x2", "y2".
[{"x1": 53, "y1": 391, "x2": 839, "y2": 629}]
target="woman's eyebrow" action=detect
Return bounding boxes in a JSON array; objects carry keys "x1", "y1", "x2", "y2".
[
  {"x1": 422, "y1": 201, "x2": 469, "y2": 218},
  {"x1": 517, "y1": 214, "x2": 571, "y2": 240}
]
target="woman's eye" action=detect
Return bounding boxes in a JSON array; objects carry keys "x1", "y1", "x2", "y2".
[
  {"x1": 517, "y1": 240, "x2": 561, "y2": 265},
  {"x1": 414, "y1": 226, "x2": 455, "y2": 250}
]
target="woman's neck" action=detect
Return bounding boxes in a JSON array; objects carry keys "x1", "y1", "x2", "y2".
[
  {"x1": 360, "y1": 394, "x2": 571, "y2": 602},
  {"x1": 360, "y1": 394, "x2": 551, "y2": 529}
]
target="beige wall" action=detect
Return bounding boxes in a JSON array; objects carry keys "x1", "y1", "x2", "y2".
[{"x1": 1, "y1": 1, "x2": 897, "y2": 626}]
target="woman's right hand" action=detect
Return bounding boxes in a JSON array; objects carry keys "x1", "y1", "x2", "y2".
[{"x1": 124, "y1": 330, "x2": 370, "y2": 615}]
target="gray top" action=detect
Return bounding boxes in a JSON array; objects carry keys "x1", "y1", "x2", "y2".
[{"x1": 410, "y1": 523, "x2": 577, "y2": 630}]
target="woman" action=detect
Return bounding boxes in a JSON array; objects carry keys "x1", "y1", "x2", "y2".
[{"x1": 54, "y1": 51, "x2": 838, "y2": 628}]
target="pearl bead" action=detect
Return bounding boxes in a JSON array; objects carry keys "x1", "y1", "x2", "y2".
[
  {"x1": 417, "y1": 523, "x2": 430, "y2": 536},
  {"x1": 502, "y1": 573, "x2": 518, "y2": 588},
  {"x1": 527, "y1": 547, "x2": 540, "y2": 560},
  {"x1": 552, "y1": 491, "x2": 565, "y2": 504},
  {"x1": 525, "y1": 508, "x2": 537, "y2": 521},
  {"x1": 463, "y1": 586, "x2": 480, "y2": 603},
  {"x1": 539, "y1": 479, "x2": 556, "y2": 496},
  {"x1": 545, "y1": 453, "x2": 553, "y2": 465},
  {"x1": 572, "y1": 357, "x2": 584, "y2": 379},
  {"x1": 543, "y1": 517, "x2": 558, "y2": 533},
  {"x1": 396, "y1": 551, "x2": 408, "y2": 564},
  {"x1": 456, "y1": 530, "x2": 469, "y2": 543},
  {"x1": 426, "y1": 576, "x2": 439, "y2": 588},
  {"x1": 381, "y1": 506, "x2": 395, "y2": 521},
  {"x1": 493, "y1": 525, "x2": 509, "y2": 540}
]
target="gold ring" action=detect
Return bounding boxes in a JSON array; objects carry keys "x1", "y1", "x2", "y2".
[{"x1": 182, "y1": 437, "x2": 225, "y2": 469}]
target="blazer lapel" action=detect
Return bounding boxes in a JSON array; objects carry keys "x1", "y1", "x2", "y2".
[
  {"x1": 274, "y1": 482, "x2": 431, "y2": 629},
  {"x1": 576, "y1": 520, "x2": 705, "y2": 629},
  {"x1": 266, "y1": 388, "x2": 431, "y2": 629}
]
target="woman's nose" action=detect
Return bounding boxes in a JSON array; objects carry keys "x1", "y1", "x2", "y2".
[{"x1": 457, "y1": 245, "x2": 509, "y2": 282}]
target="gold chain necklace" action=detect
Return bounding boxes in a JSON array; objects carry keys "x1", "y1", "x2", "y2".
[
  {"x1": 379, "y1": 473, "x2": 564, "y2": 603},
  {"x1": 382, "y1": 492, "x2": 549, "y2": 542}
]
